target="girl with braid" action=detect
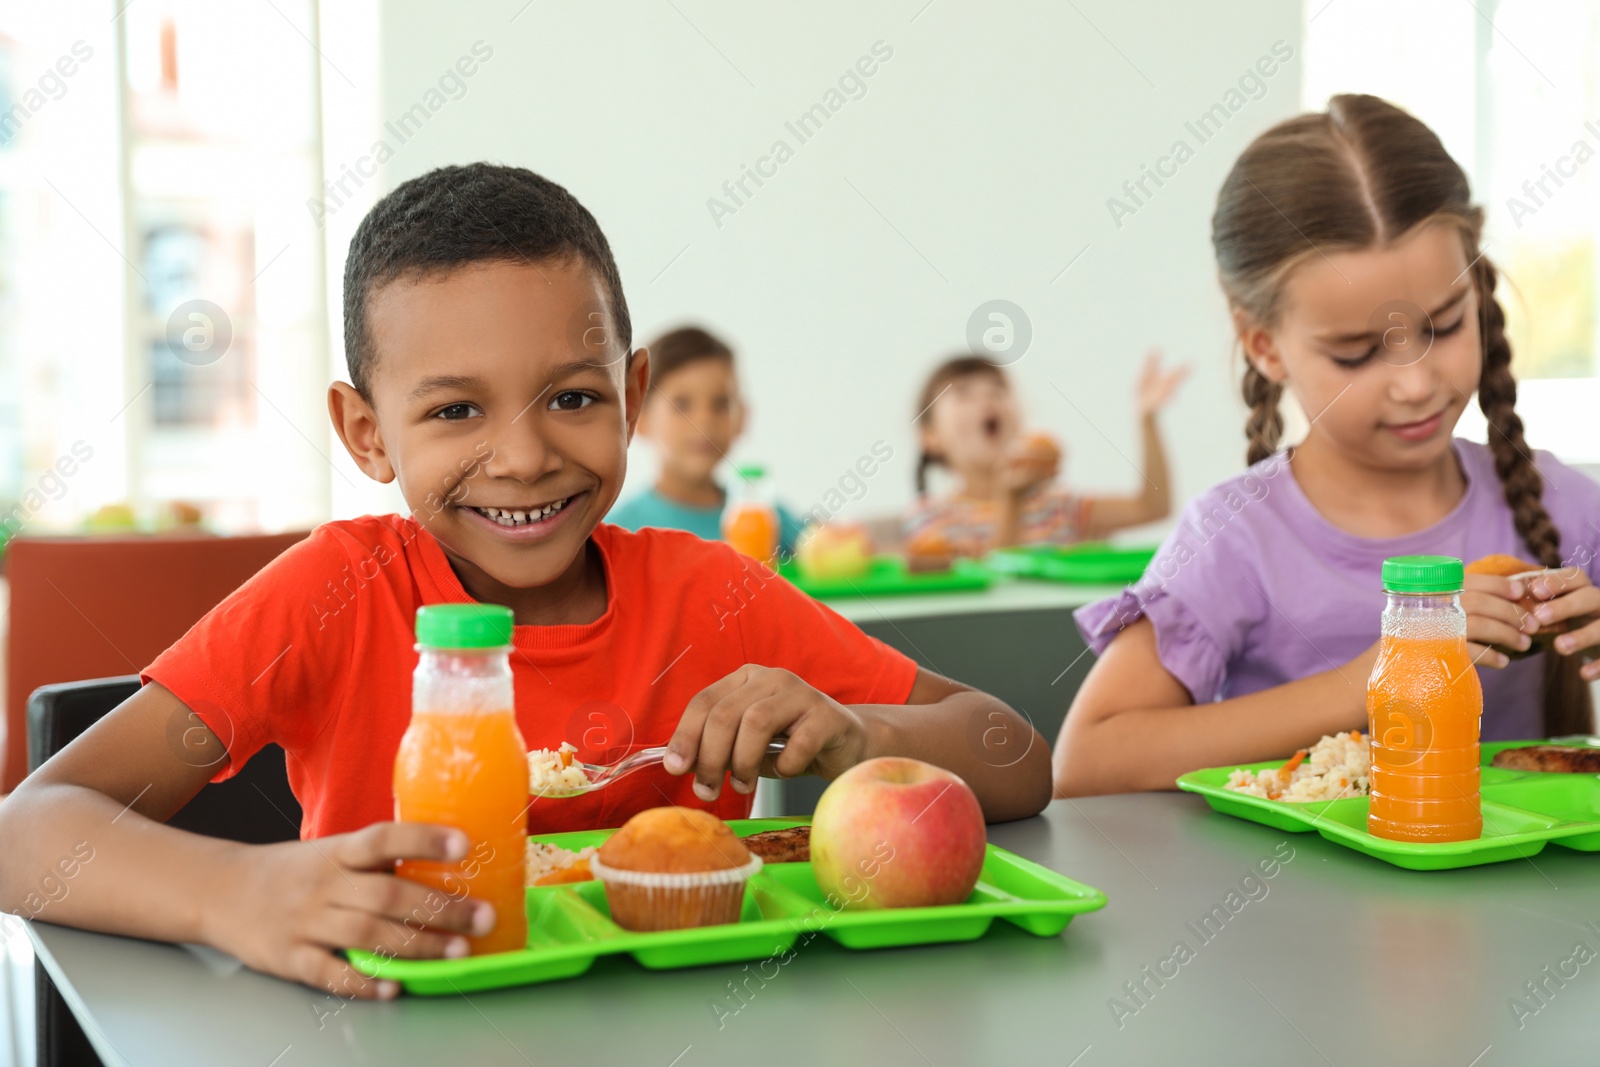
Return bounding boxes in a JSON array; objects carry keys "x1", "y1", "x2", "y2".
[{"x1": 1054, "y1": 95, "x2": 1600, "y2": 795}]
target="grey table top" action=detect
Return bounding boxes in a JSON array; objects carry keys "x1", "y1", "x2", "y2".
[{"x1": 27, "y1": 792, "x2": 1600, "y2": 1067}]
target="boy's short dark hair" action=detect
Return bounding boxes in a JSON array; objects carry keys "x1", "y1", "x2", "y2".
[
  {"x1": 646, "y1": 326, "x2": 735, "y2": 390},
  {"x1": 342, "y1": 162, "x2": 632, "y2": 397}
]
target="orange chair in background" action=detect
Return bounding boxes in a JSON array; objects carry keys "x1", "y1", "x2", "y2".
[{"x1": 2, "y1": 531, "x2": 308, "y2": 790}]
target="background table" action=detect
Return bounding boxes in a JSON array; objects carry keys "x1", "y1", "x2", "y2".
[
  {"x1": 26, "y1": 792, "x2": 1600, "y2": 1066},
  {"x1": 766, "y1": 577, "x2": 1118, "y2": 816}
]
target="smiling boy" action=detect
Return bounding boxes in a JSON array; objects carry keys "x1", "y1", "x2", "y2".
[{"x1": 0, "y1": 163, "x2": 1050, "y2": 998}]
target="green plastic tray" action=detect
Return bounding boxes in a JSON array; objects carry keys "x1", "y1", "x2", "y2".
[
  {"x1": 985, "y1": 542, "x2": 1156, "y2": 584},
  {"x1": 1177, "y1": 738, "x2": 1600, "y2": 871},
  {"x1": 349, "y1": 818, "x2": 1106, "y2": 995},
  {"x1": 778, "y1": 556, "x2": 992, "y2": 599}
]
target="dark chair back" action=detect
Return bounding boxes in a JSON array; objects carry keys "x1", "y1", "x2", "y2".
[
  {"x1": 25, "y1": 675, "x2": 301, "y2": 1067},
  {"x1": 26, "y1": 676, "x2": 302, "y2": 843}
]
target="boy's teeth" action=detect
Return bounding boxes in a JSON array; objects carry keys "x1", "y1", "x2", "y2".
[{"x1": 474, "y1": 499, "x2": 569, "y2": 527}]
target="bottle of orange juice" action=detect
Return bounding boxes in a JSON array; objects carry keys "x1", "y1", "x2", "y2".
[
  {"x1": 722, "y1": 464, "x2": 779, "y2": 567},
  {"x1": 394, "y1": 604, "x2": 529, "y2": 954},
  {"x1": 1367, "y1": 555, "x2": 1482, "y2": 842}
]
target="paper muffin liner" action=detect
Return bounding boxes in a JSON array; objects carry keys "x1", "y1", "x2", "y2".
[{"x1": 589, "y1": 854, "x2": 762, "y2": 931}]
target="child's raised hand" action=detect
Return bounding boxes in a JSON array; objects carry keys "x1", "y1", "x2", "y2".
[
  {"x1": 1462, "y1": 572, "x2": 1535, "y2": 669},
  {"x1": 1525, "y1": 568, "x2": 1600, "y2": 680},
  {"x1": 1135, "y1": 348, "x2": 1189, "y2": 417},
  {"x1": 211, "y1": 821, "x2": 496, "y2": 999},
  {"x1": 664, "y1": 665, "x2": 869, "y2": 800}
]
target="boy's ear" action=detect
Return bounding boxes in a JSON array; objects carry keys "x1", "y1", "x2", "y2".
[
  {"x1": 1231, "y1": 306, "x2": 1287, "y2": 384},
  {"x1": 328, "y1": 382, "x2": 396, "y2": 483},
  {"x1": 623, "y1": 347, "x2": 650, "y2": 442},
  {"x1": 731, "y1": 393, "x2": 748, "y2": 440}
]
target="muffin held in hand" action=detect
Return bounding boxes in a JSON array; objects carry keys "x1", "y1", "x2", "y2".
[
  {"x1": 1016, "y1": 432, "x2": 1062, "y2": 468},
  {"x1": 1464, "y1": 554, "x2": 1539, "y2": 579},
  {"x1": 1465, "y1": 554, "x2": 1589, "y2": 658},
  {"x1": 591, "y1": 807, "x2": 761, "y2": 931}
]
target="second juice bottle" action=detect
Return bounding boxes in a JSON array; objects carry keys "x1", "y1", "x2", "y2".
[{"x1": 722, "y1": 464, "x2": 779, "y2": 567}]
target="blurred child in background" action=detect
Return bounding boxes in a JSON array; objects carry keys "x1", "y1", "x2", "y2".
[
  {"x1": 611, "y1": 326, "x2": 805, "y2": 554},
  {"x1": 904, "y1": 350, "x2": 1187, "y2": 556}
]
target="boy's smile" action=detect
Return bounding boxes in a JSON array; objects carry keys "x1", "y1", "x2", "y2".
[
  {"x1": 330, "y1": 257, "x2": 648, "y2": 622},
  {"x1": 462, "y1": 499, "x2": 576, "y2": 536}
]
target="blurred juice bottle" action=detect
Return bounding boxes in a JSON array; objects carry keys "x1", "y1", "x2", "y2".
[
  {"x1": 1367, "y1": 555, "x2": 1482, "y2": 842},
  {"x1": 394, "y1": 604, "x2": 529, "y2": 954},
  {"x1": 722, "y1": 464, "x2": 779, "y2": 567}
]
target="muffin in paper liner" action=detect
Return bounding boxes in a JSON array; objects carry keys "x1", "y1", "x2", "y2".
[{"x1": 589, "y1": 854, "x2": 763, "y2": 931}]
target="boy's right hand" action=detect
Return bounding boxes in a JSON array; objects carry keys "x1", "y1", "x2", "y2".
[
  {"x1": 1463, "y1": 572, "x2": 1534, "y2": 669},
  {"x1": 207, "y1": 822, "x2": 495, "y2": 1000}
]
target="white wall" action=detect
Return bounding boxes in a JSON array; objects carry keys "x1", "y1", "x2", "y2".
[{"x1": 325, "y1": 0, "x2": 1306, "y2": 533}]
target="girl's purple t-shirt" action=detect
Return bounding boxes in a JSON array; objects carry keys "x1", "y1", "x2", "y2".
[{"x1": 1075, "y1": 439, "x2": 1600, "y2": 741}]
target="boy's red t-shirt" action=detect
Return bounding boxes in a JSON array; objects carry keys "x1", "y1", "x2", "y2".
[{"x1": 141, "y1": 518, "x2": 919, "y2": 839}]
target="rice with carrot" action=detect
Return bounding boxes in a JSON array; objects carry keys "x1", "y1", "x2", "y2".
[
  {"x1": 528, "y1": 742, "x2": 590, "y2": 794},
  {"x1": 1225, "y1": 731, "x2": 1370, "y2": 802},
  {"x1": 525, "y1": 841, "x2": 596, "y2": 886}
]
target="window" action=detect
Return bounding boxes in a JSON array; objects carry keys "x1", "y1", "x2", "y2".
[
  {"x1": 0, "y1": 0, "x2": 333, "y2": 539},
  {"x1": 120, "y1": 0, "x2": 331, "y2": 531},
  {"x1": 0, "y1": 10, "x2": 122, "y2": 535},
  {"x1": 1303, "y1": 0, "x2": 1600, "y2": 459},
  {"x1": 1478, "y1": 0, "x2": 1599, "y2": 381}
]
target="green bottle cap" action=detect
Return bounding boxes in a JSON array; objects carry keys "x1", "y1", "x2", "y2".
[
  {"x1": 1380, "y1": 555, "x2": 1464, "y2": 593},
  {"x1": 735, "y1": 464, "x2": 767, "y2": 481},
  {"x1": 415, "y1": 604, "x2": 514, "y2": 648}
]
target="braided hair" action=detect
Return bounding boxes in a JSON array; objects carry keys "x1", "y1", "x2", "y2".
[
  {"x1": 1473, "y1": 257, "x2": 1593, "y2": 734},
  {"x1": 1474, "y1": 258, "x2": 1561, "y2": 567},
  {"x1": 1242, "y1": 363, "x2": 1285, "y2": 467},
  {"x1": 1212, "y1": 93, "x2": 1592, "y2": 734}
]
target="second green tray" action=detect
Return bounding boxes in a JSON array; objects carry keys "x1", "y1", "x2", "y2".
[
  {"x1": 986, "y1": 542, "x2": 1156, "y2": 584},
  {"x1": 349, "y1": 818, "x2": 1106, "y2": 994},
  {"x1": 779, "y1": 555, "x2": 992, "y2": 599},
  {"x1": 1178, "y1": 740, "x2": 1600, "y2": 871}
]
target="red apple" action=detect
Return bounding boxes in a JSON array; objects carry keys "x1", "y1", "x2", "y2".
[
  {"x1": 796, "y1": 522, "x2": 873, "y2": 581},
  {"x1": 811, "y1": 757, "x2": 987, "y2": 910}
]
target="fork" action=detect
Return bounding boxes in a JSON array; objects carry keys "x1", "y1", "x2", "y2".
[{"x1": 533, "y1": 740, "x2": 788, "y2": 797}]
